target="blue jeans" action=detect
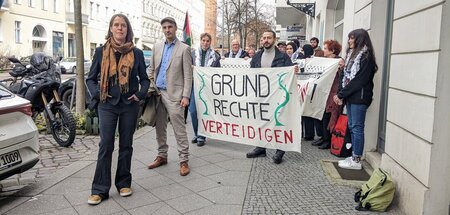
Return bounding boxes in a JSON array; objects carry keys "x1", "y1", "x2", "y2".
[
  {"x1": 346, "y1": 103, "x2": 368, "y2": 157},
  {"x1": 188, "y1": 89, "x2": 205, "y2": 141}
]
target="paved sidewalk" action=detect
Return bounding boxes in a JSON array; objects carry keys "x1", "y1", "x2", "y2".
[
  {"x1": 0, "y1": 125, "x2": 402, "y2": 214},
  {"x1": 0, "y1": 135, "x2": 99, "y2": 192}
]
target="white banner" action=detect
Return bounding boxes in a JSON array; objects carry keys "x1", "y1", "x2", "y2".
[
  {"x1": 220, "y1": 58, "x2": 251, "y2": 69},
  {"x1": 194, "y1": 66, "x2": 302, "y2": 153},
  {"x1": 296, "y1": 57, "x2": 340, "y2": 120}
]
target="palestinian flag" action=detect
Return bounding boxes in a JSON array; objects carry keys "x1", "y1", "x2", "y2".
[{"x1": 183, "y1": 11, "x2": 191, "y2": 46}]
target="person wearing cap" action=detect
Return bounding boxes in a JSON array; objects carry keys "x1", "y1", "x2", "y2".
[
  {"x1": 147, "y1": 17, "x2": 193, "y2": 176},
  {"x1": 277, "y1": 42, "x2": 287, "y2": 53}
]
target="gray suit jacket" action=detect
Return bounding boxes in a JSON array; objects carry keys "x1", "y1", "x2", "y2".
[{"x1": 149, "y1": 39, "x2": 193, "y2": 102}]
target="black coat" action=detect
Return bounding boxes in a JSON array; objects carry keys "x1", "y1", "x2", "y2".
[
  {"x1": 337, "y1": 56, "x2": 376, "y2": 106},
  {"x1": 224, "y1": 50, "x2": 249, "y2": 58},
  {"x1": 86, "y1": 46, "x2": 150, "y2": 106},
  {"x1": 250, "y1": 47, "x2": 294, "y2": 68}
]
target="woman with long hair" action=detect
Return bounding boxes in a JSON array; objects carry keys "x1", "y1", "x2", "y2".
[
  {"x1": 86, "y1": 14, "x2": 150, "y2": 205},
  {"x1": 313, "y1": 40, "x2": 343, "y2": 149},
  {"x1": 286, "y1": 42, "x2": 298, "y2": 63},
  {"x1": 334, "y1": 29, "x2": 378, "y2": 170}
]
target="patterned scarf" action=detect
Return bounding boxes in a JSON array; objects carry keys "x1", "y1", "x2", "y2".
[
  {"x1": 342, "y1": 46, "x2": 367, "y2": 88},
  {"x1": 228, "y1": 48, "x2": 243, "y2": 58},
  {"x1": 100, "y1": 38, "x2": 135, "y2": 102},
  {"x1": 195, "y1": 47, "x2": 217, "y2": 67}
]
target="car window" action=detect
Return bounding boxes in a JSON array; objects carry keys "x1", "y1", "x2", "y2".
[{"x1": 62, "y1": 58, "x2": 77, "y2": 62}]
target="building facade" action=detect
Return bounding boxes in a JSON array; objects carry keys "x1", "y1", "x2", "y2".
[
  {"x1": 0, "y1": 0, "x2": 66, "y2": 57},
  {"x1": 1, "y1": 0, "x2": 206, "y2": 59},
  {"x1": 141, "y1": 0, "x2": 205, "y2": 50},
  {"x1": 296, "y1": 0, "x2": 449, "y2": 214},
  {"x1": 82, "y1": 0, "x2": 142, "y2": 58},
  {"x1": 275, "y1": 0, "x2": 307, "y2": 44}
]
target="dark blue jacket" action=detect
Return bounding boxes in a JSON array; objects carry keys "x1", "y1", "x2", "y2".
[
  {"x1": 250, "y1": 47, "x2": 294, "y2": 68},
  {"x1": 338, "y1": 55, "x2": 376, "y2": 106},
  {"x1": 86, "y1": 46, "x2": 150, "y2": 106}
]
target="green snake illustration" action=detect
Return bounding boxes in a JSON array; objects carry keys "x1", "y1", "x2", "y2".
[
  {"x1": 274, "y1": 72, "x2": 290, "y2": 126},
  {"x1": 197, "y1": 73, "x2": 208, "y2": 115}
]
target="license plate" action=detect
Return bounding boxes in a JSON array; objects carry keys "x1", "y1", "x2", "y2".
[{"x1": 0, "y1": 150, "x2": 22, "y2": 171}]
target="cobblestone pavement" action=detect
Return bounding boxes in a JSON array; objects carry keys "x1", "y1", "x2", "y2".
[
  {"x1": 0, "y1": 135, "x2": 99, "y2": 193},
  {"x1": 0, "y1": 124, "x2": 403, "y2": 214},
  {"x1": 242, "y1": 142, "x2": 402, "y2": 215}
]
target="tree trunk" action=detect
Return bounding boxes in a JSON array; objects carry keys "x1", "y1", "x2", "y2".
[
  {"x1": 254, "y1": 0, "x2": 259, "y2": 49},
  {"x1": 74, "y1": 0, "x2": 86, "y2": 113}
]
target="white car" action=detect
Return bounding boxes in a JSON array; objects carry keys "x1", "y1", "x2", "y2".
[
  {"x1": 0, "y1": 84, "x2": 39, "y2": 181},
  {"x1": 59, "y1": 57, "x2": 92, "y2": 74}
]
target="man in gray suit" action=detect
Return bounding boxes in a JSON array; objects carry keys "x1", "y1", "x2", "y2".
[{"x1": 147, "y1": 17, "x2": 193, "y2": 176}]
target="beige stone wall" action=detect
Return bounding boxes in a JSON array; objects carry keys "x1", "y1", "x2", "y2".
[
  {"x1": 381, "y1": 0, "x2": 449, "y2": 214},
  {"x1": 305, "y1": 0, "x2": 450, "y2": 214}
]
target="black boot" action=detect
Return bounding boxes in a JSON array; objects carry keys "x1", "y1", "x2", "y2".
[
  {"x1": 318, "y1": 142, "x2": 330, "y2": 149},
  {"x1": 246, "y1": 147, "x2": 266, "y2": 158},
  {"x1": 312, "y1": 138, "x2": 323, "y2": 146},
  {"x1": 272, "y1": 150, "x2": 285, "y2": 164}
]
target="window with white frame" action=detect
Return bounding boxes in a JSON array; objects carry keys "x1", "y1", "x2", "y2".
[
  {"x1": 14, "y1": 0, "x2": 21, "y2": 4},
  {"x1": 53, "y1": 0, "x2": 57, "y2": 13},
  {"x1": 96, "y1": 4, "x2": 100, "y2": 20},
  {"x1": 334, "y1": 0, "x2": 345, "y2": 46},
  {"x1": 68, "y1": 0, "x2": 73, "y2": 12},
  {"x1": 105, "y1": 6, "x2": 109, "y2": 21},
  {"x1": 15, "y1": 21, "x2": 21, "y2": 43},
  {"x1": 42, "y1": 0, "x2": 48, "y2": 10},
  {"x1": 90, "y1": 2, "x2": 93, "y2": 19},
  {"x1": 28, "y1": 0, "x2": 34, "y2": 7}
]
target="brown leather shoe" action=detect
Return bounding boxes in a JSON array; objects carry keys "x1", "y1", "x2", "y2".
[
  {"x1": 180, "y1": 162, "x2": 190, "y2": 176},
  {"x1": 147, "y1": 156, "x2": 167, "y2": 169}
]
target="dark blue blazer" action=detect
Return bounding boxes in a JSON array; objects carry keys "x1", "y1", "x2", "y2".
[{"x1": 86, "y1": 46, "x2": 150, "y2": 106}]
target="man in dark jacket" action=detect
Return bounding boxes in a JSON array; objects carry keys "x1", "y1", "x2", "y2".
[
  {"x1": 245, "y1": 30, "x2": 294, "y2": 164},
  {"x1": 224, "y1": 39, "x2": 249, "y2": 58}
]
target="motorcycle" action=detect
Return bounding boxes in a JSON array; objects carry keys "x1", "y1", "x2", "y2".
[{"x1": 1, "y1": 53, "x2": 76, "y2": 147}]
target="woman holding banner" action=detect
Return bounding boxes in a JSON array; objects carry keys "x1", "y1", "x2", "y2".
[
  {"x1": 334, "y1": 29, "x2": 378, "y2": 170},
  {"x1": 314, "y1": 40, "x2": 343, "y2": 150},
  {"x1": 189, "y1": 32, "x2": 221, "y2": 147}
]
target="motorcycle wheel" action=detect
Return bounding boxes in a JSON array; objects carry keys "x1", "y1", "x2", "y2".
[
  {"x1": 51, "y1": 105, "x2": 76, "y2": 147},
  {"x1": 62, "y1": 89, "x2": 75, "y2": 110}
]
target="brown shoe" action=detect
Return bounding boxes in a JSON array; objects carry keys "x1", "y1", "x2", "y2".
[
  {"x1": 147, "y1": 156, "x2": 167, "y2": 169},
  {"x1": 180, "y1": 162, "x2": 190, "y2": 176}
]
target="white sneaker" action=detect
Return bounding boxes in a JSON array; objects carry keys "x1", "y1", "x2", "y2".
[
  {"x1": 338, "y1": 158, "x2": 362, "y2": 170},
  {"x1": 338, "y1": 156, "x2": 352, "y2": 165}
]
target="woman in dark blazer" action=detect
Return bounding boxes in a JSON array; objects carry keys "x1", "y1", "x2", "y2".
[{"x1": 86, "y1": 14, "x2": 150, "y2": 205}]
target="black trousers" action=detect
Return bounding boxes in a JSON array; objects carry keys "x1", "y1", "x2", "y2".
[
  {"x1": 303, "y1": 116, "x2": 323, "y2": 139},
  {"x1": 322, "y1": 112, "x2": 332, "y2": 143},
  {"x1": 253, "y1": 147, "x2": 285, "y2": 155},
  {"x1": 91, "y1": 101, "x2": 139, "y2": 198}
]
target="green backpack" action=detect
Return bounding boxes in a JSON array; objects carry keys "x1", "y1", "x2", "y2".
[{"x1": 354, "y1": 168, "x2": 395, "y2": 212}]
